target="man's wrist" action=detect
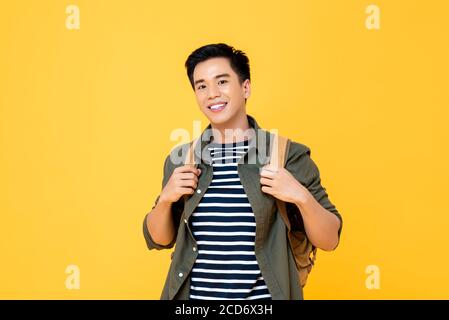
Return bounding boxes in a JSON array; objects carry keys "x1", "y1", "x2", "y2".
[
  {"x1": 293, "y1": 186, "x2": 313, "y2": 210},
  {"x1": 157, "y1": 194, "x2": 173, "y2": 207}
]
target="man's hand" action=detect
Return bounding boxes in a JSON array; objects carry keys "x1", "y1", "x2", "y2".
[
  {"x1": 260, "y1": 164, "x2": 341, "y2": 251},
  {"x1": 159, "y1": 165, "x2": 201, "y2": 204},
  {"x1": 259, "y1": 164, "x2": 310, "y2": 205}
]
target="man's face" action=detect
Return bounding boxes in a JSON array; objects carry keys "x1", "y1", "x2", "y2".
[{"x1": 192, "y1": 57, "x2": 250, "y2": 126}]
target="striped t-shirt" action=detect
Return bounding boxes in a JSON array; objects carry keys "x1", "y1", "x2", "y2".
[{"x1": 188, "y1": 138, "x2": 272, "y2": 300}]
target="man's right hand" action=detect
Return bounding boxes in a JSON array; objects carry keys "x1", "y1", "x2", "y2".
[{"x1": 159, "y1": 165, "x2": 202, "y2": 204}]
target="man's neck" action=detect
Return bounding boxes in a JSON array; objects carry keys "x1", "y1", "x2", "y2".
[{"x1": 210, "y1": 113, "x2": 253, "y2": 144}]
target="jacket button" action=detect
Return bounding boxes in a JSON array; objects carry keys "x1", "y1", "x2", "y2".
[
  {"x1": 196, "y1": 189, "x2": 201, "y2": 194},
  {"x1": 193, "y1": 246, "x2": 197, "y2": 252},
  {"x1": 184, "y1": 218, "x2": 187, "y2": 224},
  {"x1": 178, "y1": 272, "x2": 183, "y2": 278}
]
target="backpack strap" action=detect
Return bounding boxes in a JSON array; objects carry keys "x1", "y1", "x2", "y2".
[
  {"x1": 182, "y1": 137, "x2": 201, "y2": 202},
  {"x1": 269, "y1": 134, "x2": 293, "y2": 231},
  {"x1": 271, "y1": 134, "x2": 318, "y2": 275},
  {"x1": 184, "y1": 137, "x2": 201, "y2": 168}
]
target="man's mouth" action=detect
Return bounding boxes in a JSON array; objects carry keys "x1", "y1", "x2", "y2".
[{"x1": 207, "y1": 102, "x2": 227, "y2": 112}]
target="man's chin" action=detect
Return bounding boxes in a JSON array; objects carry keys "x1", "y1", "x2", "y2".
[{"x1": 203, "y1": 110, "x2": 231, "y2": 125}]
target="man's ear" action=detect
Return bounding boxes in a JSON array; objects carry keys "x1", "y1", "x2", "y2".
[{"x1": 243, "y1": 79, "x2": 251, "y2": 99}]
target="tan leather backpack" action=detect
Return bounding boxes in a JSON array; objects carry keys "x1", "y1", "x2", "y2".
[{"x1": 269, "y1": 134, "x2": 317, "y2": 288}]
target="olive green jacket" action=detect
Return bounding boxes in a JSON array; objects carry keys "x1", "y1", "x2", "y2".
[{"x1": 143, "y1": 114, "x2": 342, "y2": 300}]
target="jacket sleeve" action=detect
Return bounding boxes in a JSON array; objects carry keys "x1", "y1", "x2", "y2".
[
  {"x1": 143, "y1": 152, "x2": 185, "y2": 250},
  {"x1": 285, "y1": 142, "x2": 343, "y2": 240}
]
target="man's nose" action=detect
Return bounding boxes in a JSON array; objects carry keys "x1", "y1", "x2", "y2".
[{"x1": 207, "y1": 85, "x2": 220, "y2": 99}]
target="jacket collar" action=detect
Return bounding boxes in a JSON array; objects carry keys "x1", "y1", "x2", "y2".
[{"x1": 194, "y1": 114, "x2": 272, "y2": 166}]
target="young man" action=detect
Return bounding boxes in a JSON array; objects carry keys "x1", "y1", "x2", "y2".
[{"x1": 143, "y1": 43, "x2": 342, "y2": 300}]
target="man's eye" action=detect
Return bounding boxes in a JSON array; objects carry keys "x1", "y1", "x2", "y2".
[
  {"x1": 218, "y1": 80, "x2": 228, "y2": 85},
  {"x1": 197, "y1": 85, "x2": 206, "y2": 90}
]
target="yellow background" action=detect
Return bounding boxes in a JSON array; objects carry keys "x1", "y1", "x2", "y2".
[{"x1": 1, "y1": 0, "x2": 448, "y2": 299}]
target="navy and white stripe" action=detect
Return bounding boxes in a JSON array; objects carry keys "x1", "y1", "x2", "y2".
[{"x1": 189, "y1": 139, "x2": 272, "y2": 300}]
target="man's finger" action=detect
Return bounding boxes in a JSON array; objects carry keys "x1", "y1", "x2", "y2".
[
  {"x1": 260, "y1": 177, "x2": 273, "y2": 186},
  {"x1": 261, "y1": 185, "x2": 272, "y2": 194},
  {"x1": 177, "y1": 165, "x2": 201, "y2": 175},
  {"x1": 261, "y1": 164, "x2": 279, "y2": 172},
  {"x1": 260, "y1": 166, "x2": 278, "y2": 177},
  {"x1": 179, "y1": 172, "x2": 198, "y2": 181}
]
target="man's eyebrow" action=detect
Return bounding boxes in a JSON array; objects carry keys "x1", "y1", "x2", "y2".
[{"x1": 194, "y1": 73, "x2": 231, "y2": 86}]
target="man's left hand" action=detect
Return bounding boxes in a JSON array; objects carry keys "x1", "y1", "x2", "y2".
[{"x1": 259, "y1": 164, "x2": 311, "y2": 205}]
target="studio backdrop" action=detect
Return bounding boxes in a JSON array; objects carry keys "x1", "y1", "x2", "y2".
[{"x1": 1, "y1": 0, "x2": 448, "y2": 299}]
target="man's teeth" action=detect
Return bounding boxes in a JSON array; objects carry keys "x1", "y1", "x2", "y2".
[{"x1": 210, "y1": 103, "x2": 226, "y2": 110}]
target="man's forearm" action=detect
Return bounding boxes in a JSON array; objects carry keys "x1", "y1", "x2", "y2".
[
  {"x1": 146, "y1": 198, "x2": 176, "y2": 246},
  {"x1": 294, "y1": 191, "x2": 341, "y2": 251}
]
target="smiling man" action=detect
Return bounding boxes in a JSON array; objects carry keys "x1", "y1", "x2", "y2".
[{"x1": 143, "y1": 43, "x2": 343, "y2": 300}]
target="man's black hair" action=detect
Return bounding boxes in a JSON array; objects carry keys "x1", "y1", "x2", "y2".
[{"x1": 185, "y1": 43, "x2": 251, "y2": 90}]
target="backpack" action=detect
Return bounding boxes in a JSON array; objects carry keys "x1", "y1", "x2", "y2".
[
  {"x1": 269, "y1": 134, "x2": 317, "y2": 288},
  {"x1": 183, "y1": 134, "x2": 317, "y2": 288}
]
